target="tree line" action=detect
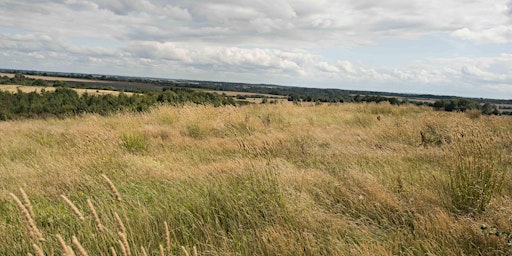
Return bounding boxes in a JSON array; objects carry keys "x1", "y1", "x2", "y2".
[
  {"x1": 0, "y1": 73, "x2": 505, "y2": 120},
  {"x1": 432, "y1": 98, "x2": 500, "y2": 115},
  {"x1": 0, "y1": 75, "x2": 235, "y2": 121}
]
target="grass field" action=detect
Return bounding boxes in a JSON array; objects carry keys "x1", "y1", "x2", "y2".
[
  {"x1": 1, "y1": 102, "x2": 512, "y2": 255},
  {"x1": 0, "y1": 73, "x2": 114, "y2": 84},
  {"x1": 0, "y1": 85, "x2": 134, "y2": 96},
  {"x1": 1, "y1": 73, "x2": 274, "y2": 101}
]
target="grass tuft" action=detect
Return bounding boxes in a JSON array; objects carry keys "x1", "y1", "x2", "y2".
[
  {"x1": 120, "y1": 132, "x2": 147, "y2": 153},
  {"x1": 445, "y1": 127, "x2": 508, "y2": 214}
]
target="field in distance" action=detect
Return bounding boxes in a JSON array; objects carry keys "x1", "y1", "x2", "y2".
[
  {"x1": 199, "y1": 89, "x2": 288, "y2": 103},
  {"x1": 0, "y1": 84, "x2": 134, "y2": 96},
  {"x1": 0, "y1": 72, "x2": 113, "y2": 84},
  {"x1": 1, "y1": 102, "x2": 512, "y2": 255},
  {"x1": 1, "y1": 72, "x2": 286, "y2": 103},
  {"x1": 3, "y1": 70, "x2": 512, "y2": 112}
]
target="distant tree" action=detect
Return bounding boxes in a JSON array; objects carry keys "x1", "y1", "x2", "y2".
[
  {"x1": 53, "y1": 80, "x2": 67, "y2": 87},
  {"x1": 32, "y1": 79, "x2": 48, "y2": 87},
  {"x1": 481, "y1": 103, "x2": 500, "y2": 115},
  {"x1": 14, "y1": 73, "x2": 25, "y2": 80}
]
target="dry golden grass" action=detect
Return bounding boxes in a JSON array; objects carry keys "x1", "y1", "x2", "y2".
[
  {"x1": 0, "y1": 84, "x2": 133, "y2": 95},
  {"x1": 61, "y1": 194, "x2": 85, "y2": 221},
  {"x1": 0, "y1": 84, "x2": 56, "y2": 93},
  {"x1": 87, "y1": 198, "x2": 103, "y2": 232},
  {"x1": 72, "y1": 235, "x2": 89, "y2": 256},
  {"x1": 1, "y1": 102, "x2": 512, "y2": 255},
  {"x1": 0, "y1": 73, "x2": 114, "y2": 83}
]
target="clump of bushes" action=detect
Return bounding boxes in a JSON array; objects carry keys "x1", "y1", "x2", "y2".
[
  {"x1": 433, "y1": 98, "x2": 500, "y2": 115},
  {"x1": 0, "y1": 85, "x2": 236, "y2": 121}
]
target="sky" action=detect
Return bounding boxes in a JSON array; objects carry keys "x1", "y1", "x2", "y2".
[{"x1": 0, "y1": 1, "x2": 511, "y2": 99}]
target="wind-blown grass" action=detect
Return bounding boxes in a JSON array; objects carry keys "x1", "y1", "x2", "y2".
[{"x1": 1, "y1": 102, "x2": 512, "y2": 255}]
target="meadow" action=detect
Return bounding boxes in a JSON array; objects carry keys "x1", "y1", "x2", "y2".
[{"x1": 1, "y1": 102, "x2": 512, "y2": 255}]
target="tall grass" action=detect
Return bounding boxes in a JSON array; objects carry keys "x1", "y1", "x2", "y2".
[
  {"x1": 1, "y1": 102, "x2": 511, "y2": 255},
  {"x1": 445, "y1": 127, "x2": 509, "y2": 214}
]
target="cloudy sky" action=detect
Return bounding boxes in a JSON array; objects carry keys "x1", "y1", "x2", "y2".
[{"x1": 1, "y1": 0, "x2": 511, "y2": 99}]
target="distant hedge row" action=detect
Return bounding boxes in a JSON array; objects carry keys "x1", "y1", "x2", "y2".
[
  {"x1": 0, "y1": 87, "x2": 236, "y2": 121},
  {"x1": 433, "y1": 98, "x2": 500, "y2": 115}
]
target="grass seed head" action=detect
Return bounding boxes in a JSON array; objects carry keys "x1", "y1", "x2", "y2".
[
  {"x1": 72, "y1": 236, "x2": 89, "y2": 256},
  {"x1": 159, "y1": 244, "x2": 165, "y2": 256},
  {"x1": 110, "y1": 247, "x2": 117, "y2": 256},
  {"x1": 102, "y1": 174, "x2": 122, "y2": 202},
  {"x1": 164, "y1": 221, "x2": 171, "y2": 253},
  {"x1": 10, "y1": 193, "x2": 44, "y2": 242},
  {"x1": 61, "y1": 195, "x2": 85, "y2": 221},
  {"x1": 87, "y1": 198, "x2": 103, "y2": 232},
  {"x1": 19, "y1": 187, "x2": 35, "y2": 220},
  {"x1": 118, "y1": 232, "x2": 131, "y2": 256},
  {"x1": 140, "y1": 246, "x2": 148, "y2": 256},
  {"x1": 114, "y1": 212, "x2": 127, "y2": 235},
  {"x1": 118, "y1": 240, "x2": 128, "y2": 256},
  {"x1": 32, "y1": 243, "x2": 45, "y2": 256}
]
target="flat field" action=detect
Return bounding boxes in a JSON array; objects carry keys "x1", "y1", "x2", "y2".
[
  {"x1": 1, "y1": 103, "x2": 512, "y2": 255},
  {"x1": 0, "y1": 73, "x2": 113, "y2": 84},
  {"x1": 0, "y1": 84, "x2": 134, "y2": 96},
  {"x1": 0, "y1": 73, "x2": 287, "y2": 102}
]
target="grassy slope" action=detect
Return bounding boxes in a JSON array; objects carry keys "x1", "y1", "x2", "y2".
[{"x1": 1, "y1": 103, "x2": 512, "y2": 255}]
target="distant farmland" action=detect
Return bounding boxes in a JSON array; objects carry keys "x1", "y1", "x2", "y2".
[
  {"x1": 0, "y1": 73, "x2": 165, "y2": 92},
  {"x1": 0, "y1": 73, "x2": 285, "y2": 103},
  {"x1": 2, "y1": 70, "x2": 511, "y2": 113},
  {"x1": 0, "y1": 73, "x2": 114, "y2": 84},
  {"x1": 0, "y1": 84, "x2": 134, "y2": 96}
]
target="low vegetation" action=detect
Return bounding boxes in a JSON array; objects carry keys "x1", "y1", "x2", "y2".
[
  {"x1": 433, "y1": 98, "x2": 500, "y2": 115},
  {"x1": 1, "y1": 102, "x2": 512, "y2": 255},
  {"x1": 2, "y1": 72, "x2": 506, "y2": 118},
  {"x1": 0, "y1": 86, "x2": 235, "y2": 121}
]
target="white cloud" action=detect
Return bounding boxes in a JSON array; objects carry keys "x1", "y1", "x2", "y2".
[
  {"x1": 337, "y1": 61, "x2": 357, "y2": 74},
  {"x1": 125, "y1": 42, "x2": 191, "y2": 62},
  {"x1": 0, "y1": 0, "x2": 512, "y2": 98},
  {"x1": 87, "y1": 0, "x2": 191, "y2": 18},
  {"x1": 316, "y1": 62, "x2": 340, "y2": 74},
  {"x1": 451, "y1": 26, "x2": 512, "y2": 44},
  {"x1": 505, "y1": 0, "x2": 512, "y2": 16},
  {"x1": 27, "y1": 52, "x2": 45, "y2": 59},
  {"x1": 1, "y1": 0, "x2": 510, "y2": 46},
  {"x1": 186, "y1": 47, "x2": 310, "y2": 76}
]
